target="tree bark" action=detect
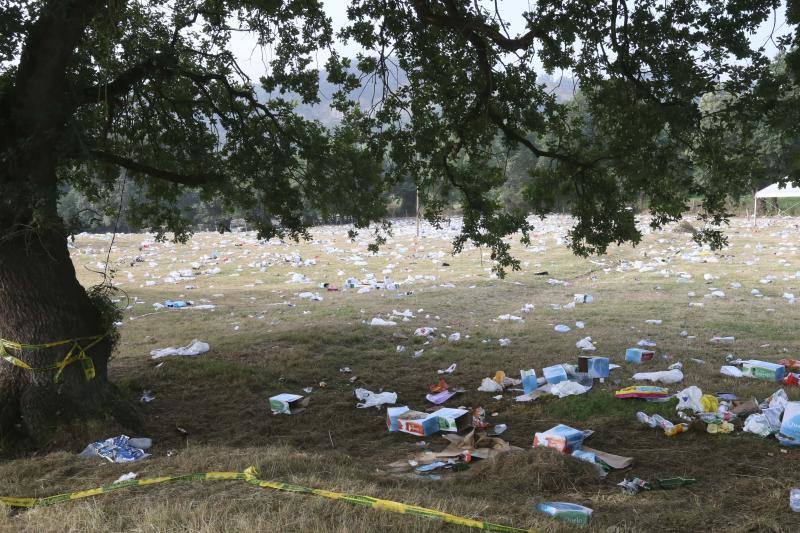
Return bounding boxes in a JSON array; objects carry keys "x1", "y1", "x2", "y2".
[
  {"x1": 0, "y1": 0, "x2": 140, "y2": 451},
  {"x1": 0, "y1": 230, "x2": 141, "y2": 450}
]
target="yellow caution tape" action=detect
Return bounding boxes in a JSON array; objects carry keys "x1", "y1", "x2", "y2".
[
  {"x1": 0, "y1": 467, "x2": 531, "y2": 532},
  {"x1": 0, "y1": 335, "x2": 104, "y2": 382}
]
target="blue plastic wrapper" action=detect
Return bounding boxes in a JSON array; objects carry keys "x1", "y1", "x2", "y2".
[{"x1": 80, "y1": 435, "x2": 150, "y2": 463}]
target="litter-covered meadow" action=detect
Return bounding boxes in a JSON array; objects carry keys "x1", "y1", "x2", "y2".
[{"x1": 2, "y1": 215, "x2": 800, "y2": 532}]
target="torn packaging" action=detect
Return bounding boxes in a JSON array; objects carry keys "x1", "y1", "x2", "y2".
[
  {"x1": 395, "y1": 411, "x2": 440, "y2": 436},
  {"x1": 269, "y1": 394, "x2": 307, "y2": 414},
  {"x1": 385, "y1": 430, "x2": 522, "y2": 472}
]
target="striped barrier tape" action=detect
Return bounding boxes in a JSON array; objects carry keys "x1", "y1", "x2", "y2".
[
  {"x1": 0, "y1": 335, "x2": 104, "y2": 382},
  {"x1": 0, "y1": 466, "x2": 531, "y2": 532}
]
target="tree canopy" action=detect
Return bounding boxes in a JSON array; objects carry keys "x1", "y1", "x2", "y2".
[{"x1": 1, "y1": 1, "x2": 799, "y2": 271}]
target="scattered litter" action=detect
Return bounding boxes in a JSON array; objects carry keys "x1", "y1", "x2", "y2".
[
  {"x1": 270, "y1": 393, "x2": 307, "y2": 414},
  {"x1": 150, "y1": 339, "x2": 209, "y2": 359},
  {"x1": 550, "y1": 380, "x2": 590, "y2": 398},
  {"x1": 619, "y1": 477, "x2": 696, "y2": 495},
  {"x1": 478, "y1": 378, "x2": 503, "y2": 393},
  {"x1": 710, "y1": 336, "x2": 735, "y2": 344},
  {"x1": 632, "y1": 369, "x2": 684, "y2": 384},
  {"x1": 79, "y1": 435, "x2": 150, "y2": 463},
  {"x1": 543, "y1": 364, "x2": 568, "y2": 384},
  {"x1": 626, "y1": 348, "x2": 654, "y2": 364},
  {"x1": 636, "y1": 412, "x2": 689, "y2": 436},
  {"x1": 554, "y1": 324, "x2": 571, "y2": 333},
  {"x1": 298, "y1": 291, "x2": 322, "y2": 301},
  {"x1": 521, "y1": 369, "x2": 538, "y2": 395},
  {"x1": 426, "y1": 390, "x2": 458, "y2": 405},
  {"x1": 498, "y1": 338, "x2": 511, "y2": 346},
  {"x1": 490, "y1": 424, "x2": 508, "y2": 435},
  {"x1": 370, "y1": 317, "x2": 397, "y2": 327},
  {"x1": 140, "y1": 390, "x2": 155, "y2": 403},
  {"x1": 791, "y1": 488, "x2": 800, "y2": 512},
  {"x1": 615, "y1": 386, "x2": 670, "y2": 400},
  {"x1": 536, "y1": 502, "x2": 593, "y2": 526},
  {"x1": 675, "y1": 386, "x2": 718, "y2": 413},
  {"x1": 720, "y1": 365, "x2": 744, "y2": 378},
  {"x1": 578, "y1": 356, "x2": 609, "y2": 378},
  {"x1": 354, "y1": 388, "x2": 397, "y2": 408},
  {"x1": 438, "y1": 363, "x2": 457, "y2": 374},
  {"x1": 576, "y1": 337, "x2": 596, "y2": 351},
  {"x1": 113, "y1": 472, "x2": 138, "y2": 483},
  {"x1": 742, "y1": 360, "x2": 785, "y2": 382}
]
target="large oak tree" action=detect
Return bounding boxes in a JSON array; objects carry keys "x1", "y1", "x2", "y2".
[{"x1": 0, "y1": 0, "x2": 796, "y2": 448}]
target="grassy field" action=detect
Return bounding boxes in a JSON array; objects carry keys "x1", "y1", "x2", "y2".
[{"x1": 2, "y1": 215, "x2": 800, "y2": 532}]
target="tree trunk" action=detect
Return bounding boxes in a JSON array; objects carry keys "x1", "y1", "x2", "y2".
[
  {"x1": 0, "y1": 0, "x2": 139, "y2": 451},
  {"x1": 0, "y1": 229, "x2": 141, "y2": 450}
]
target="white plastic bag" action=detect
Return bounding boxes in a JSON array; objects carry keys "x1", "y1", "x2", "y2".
[
  {"x1": 478, "y1": 378, "x2": 503, "y2": 392},
  {"x1": 550, "y1": 381, "x2": 590, "y2": 398},
  {"x1": 150, "y1": 339, "x2": 209, "y2": 359},
  {"x1": 354, "y1": 388, "x2": 397, "y2": 408},
  {"x1": 720, "y1": 365, "x2": 743, "y2": 378},
  {"x1": 576, "y1": 337, "x2": 596, "y2": 351},
  {"x1": 675, "y1": 386, "x2": 704, "y2": 412},
  {"x1": 632, "y1": 369, "x2": 684, "y2": 385},
  {"x1": 370, "y1": 317, "x2": 397, "y2": 326}
]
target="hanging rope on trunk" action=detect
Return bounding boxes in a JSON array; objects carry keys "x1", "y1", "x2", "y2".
[{"x1": 0, "y1": 334, "x2": 104, "y2": 381}]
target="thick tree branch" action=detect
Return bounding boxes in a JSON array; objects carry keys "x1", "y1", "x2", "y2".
[
  {"x1": 78, "y1": 54, "x2": 178, "y2": 106},
  {"x1": 88, "y1": 149, "x2": 223, "y2": 187}
]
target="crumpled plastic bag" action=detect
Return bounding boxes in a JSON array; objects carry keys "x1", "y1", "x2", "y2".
[
  {"x1": 369, "y1": 317, "x2": 397, "y2": 326},
  {"x1": 576, "y1": 337, "x2": 596, "y2": 351},
  {"x1": 765, "y1": 388, "x2": 788, "y2": 413},
  {"x1": 478, "y1": 377, "x2": 503, "y2": 392},
  {"x1": 354, "y1": 388, "x2": 397, "y2": 408},
  {"x1": 720, "y1": 365, "x2": 743, "y2": 378},
  {"x1": 150, "y1": 339, "x2": 209, "y2": 359},
  {"x1": 675, "y1": 386, "x2": 717, "y2": 413},
  {"x1": 743, "y1": 413, "x2": 778, "y2": 437},
  {"x1": 632, "y1": 369, "x2": 684, "y2": 384},
  {"x1": 550, "y1": 380, "x2": 590, "y2": 398}
]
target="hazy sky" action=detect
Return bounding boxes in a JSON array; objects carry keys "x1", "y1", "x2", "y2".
[{"x1": 230, "y1": 1, "x2": 791, "y2": 80}]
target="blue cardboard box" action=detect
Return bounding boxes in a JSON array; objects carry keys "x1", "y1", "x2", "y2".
[
  {"x1": 626, "y1": 348, "x2": 654, "y2": 364},
  {"x1": 543, "y1": 365, "x2": 568, "y2": 384}
]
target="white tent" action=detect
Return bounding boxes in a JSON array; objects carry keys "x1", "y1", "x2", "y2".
[{"x1": 754, "y1": 180, "x2": 800, "y2": 223}]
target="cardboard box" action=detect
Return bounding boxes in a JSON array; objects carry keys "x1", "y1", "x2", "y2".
[
  {"x1": 269, "y1": 393, "x2": 304, "y2": 414},
  {"x1": 431, "y1": 408, "x2": 470, "y2": 432},
  {"x1": 396, "y1": 410, "x2": 439, "y2": 436},
  {"x1": 626, "y1": 348, "x2": 654, "y2": 364},
  {"x1": 387, "y1": 406, "x2": 410, "y2": 431},
  {"x1": 533, "y1": 424, "x2": 585, "y2": 453},
  {"x1": 780, "y1": 401, "x2": 800, "y2": 444},
  {"x1": 521, "y1": 368, "x2": 538, "y2": 395},
  {"x1": 578, "y1": 356, "x2": 609, "y2": 378},
  {"x1": 741, "y1": 360, "x2": 785, "y2": 382},
  {"x1": 543, "y1": 364, "x2": 568, "y2": 384}
]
